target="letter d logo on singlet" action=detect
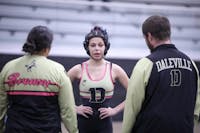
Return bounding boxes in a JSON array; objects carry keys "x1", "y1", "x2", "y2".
[{"x1": 89, "y1": 88, "x2": 105, "y2": 103}]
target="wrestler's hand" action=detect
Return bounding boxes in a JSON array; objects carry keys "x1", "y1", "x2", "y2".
[
  {"x1": 98, "y1": 107, "x2": 117, "y2": 119},
  {"x1": 76, "y1": 105, "x2": 93, "y2": 118}
]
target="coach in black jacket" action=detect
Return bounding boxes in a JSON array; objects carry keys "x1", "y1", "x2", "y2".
[{"x1": 122, "y1": 15, "x2": 200, "y2": 133}]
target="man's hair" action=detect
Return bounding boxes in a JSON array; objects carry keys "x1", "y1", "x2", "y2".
[
  {"x1": 83, "y1": 26, "x2": 110, "y2": 56},
  {"x1": 142, "y1": 15, "x2": 171, "y2": 40},
  {"x1": 22, "y1": 25, "x2": 53, "y2": 54}
]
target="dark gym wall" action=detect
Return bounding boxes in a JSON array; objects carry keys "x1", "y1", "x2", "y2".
[{"x1": 1, "y1": 53, "x2": 200, "y2": 121}]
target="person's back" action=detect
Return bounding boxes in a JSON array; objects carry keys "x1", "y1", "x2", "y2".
[
  {"x1": 0, "y1": 26, "x2": 78, "y2": 133},
  {"x1": 122, "y1": 15, "x2": 200, "y2": 133},
  {"x1": 2, "y1": 55, "x2": 66, "y2": 132},
  {"x1": 132, "y1": 44, "x2": 198, "y2": 133}
]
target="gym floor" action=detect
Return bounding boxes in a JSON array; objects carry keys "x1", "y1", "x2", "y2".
[{"x1": 61, "y1": 121, "x2": 200, "y2": 133}]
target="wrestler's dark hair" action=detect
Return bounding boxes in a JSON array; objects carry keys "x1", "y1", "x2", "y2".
[
  {"x1": 83, "y1": 26, "x2": 110, "y2": 56},
  {"x1": 142, "y1": 15, "x2": 171, "y2": 40},
  {"x1": 22, "y1": 25, "x2": 53, "y2": 54}
]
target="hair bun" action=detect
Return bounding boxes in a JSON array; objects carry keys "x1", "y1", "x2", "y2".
[{"x1": 22, "y1": 42, "x2": 36, "y2": 53}]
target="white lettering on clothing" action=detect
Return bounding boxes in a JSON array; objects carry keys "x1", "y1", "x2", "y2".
[{"x1": 156, "y1": 58, "x2": 192, "y2": 72}]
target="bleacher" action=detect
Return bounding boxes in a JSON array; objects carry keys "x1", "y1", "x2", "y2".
[{"x1": 0, "y1": 0, "x2": 200, "y2": 60}]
